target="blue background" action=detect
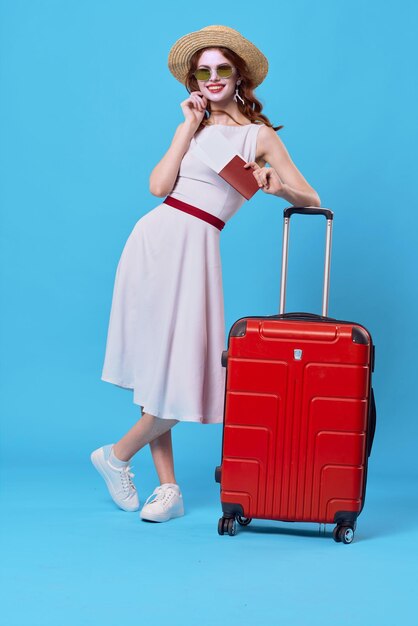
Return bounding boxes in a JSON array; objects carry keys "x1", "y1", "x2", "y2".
[{"x1": 1, "y1": 1, "x2": 417, "y2": 624}]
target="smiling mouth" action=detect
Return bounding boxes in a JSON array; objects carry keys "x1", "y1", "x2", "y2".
[{"x1": 207, "y1": 85, "x2": 225, "y2": 92}]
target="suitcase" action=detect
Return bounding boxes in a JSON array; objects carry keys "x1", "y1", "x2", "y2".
[{"x1": 215, "y1": 206, "x2": 376, "y2": 543}]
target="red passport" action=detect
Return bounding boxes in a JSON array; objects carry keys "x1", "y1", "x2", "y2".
[
  {"x1": 192, "y1": 128, "x2": 260, "y2": 200},
  {"x1": 218, "y1": 154, "x2": 260, "y2": 200}
]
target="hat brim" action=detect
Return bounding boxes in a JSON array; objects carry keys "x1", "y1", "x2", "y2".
[{"x1": 168, "y1": 27, "x2": 268, "y2": 88}]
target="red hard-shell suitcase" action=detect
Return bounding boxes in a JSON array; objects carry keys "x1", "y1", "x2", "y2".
[{"x1": 215, "y1": 207, "x2": 376, "y2": 543}]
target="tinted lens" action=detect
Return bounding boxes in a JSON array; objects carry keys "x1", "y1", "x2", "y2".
[
  {"x1": 217, "y1": 64, "x2": 233, "y2": 78},
  {"x1": 194, "y1": 64, "x2": 233, "y2": 81},
  {"x1": 194, "y1": 68, "x2": 211, "y2": 80}
]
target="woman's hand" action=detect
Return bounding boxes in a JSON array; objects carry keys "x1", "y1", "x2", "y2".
[
  {"x1": 244, "y1": 161, "x2": 285, "y2": 196},
  {"x1": 180, "y1": 91, "x2": 208, "y2": 129}
]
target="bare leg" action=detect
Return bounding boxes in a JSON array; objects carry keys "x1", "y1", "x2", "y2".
[
  {"x1": 113, "y1": 411, "x2": 178, "y2": 462},
  {"x1": 149, "y1": 430, "x2": 176, "y2": 484}
]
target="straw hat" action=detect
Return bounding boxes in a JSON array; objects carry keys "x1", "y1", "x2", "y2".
[{"x1": 167, "y1": 25, "x2": 268, "y2": 88}]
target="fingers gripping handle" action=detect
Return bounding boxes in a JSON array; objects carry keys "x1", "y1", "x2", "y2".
[{"x1": 279, "y1": 206, "x2": 334, "y2": 316}]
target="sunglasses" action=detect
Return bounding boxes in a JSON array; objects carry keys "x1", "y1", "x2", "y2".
[{"x1": 193, "y1": 64, "x2": 234, "y2": 81}]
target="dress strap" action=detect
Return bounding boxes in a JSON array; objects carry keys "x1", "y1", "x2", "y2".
[{"x1": 249, "y1": 123, "x2": 264, "y2": 163}]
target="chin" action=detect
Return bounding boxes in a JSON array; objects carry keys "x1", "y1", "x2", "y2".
[
  {"x1": 204, "y1": 88, "x2": 233, "y2": 102},
  {"x1": 206, "y1": 93, "x2": 234, "y2": 104}
]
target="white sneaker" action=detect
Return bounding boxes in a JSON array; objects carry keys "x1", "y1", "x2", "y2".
[
  {"x1": 140, "y1": 483, "x2": 184, "y2": 522},
  {"x1": 90, "y1": 444, "x2": 140, "y2": 512}
]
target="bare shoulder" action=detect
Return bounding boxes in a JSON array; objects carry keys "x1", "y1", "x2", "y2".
[
  {"x1": 256, "y1": 124, "x2": 288, "y2": 164},
  {"x1": 172, "y1": 121, "x2": 200, "y2": 142}
]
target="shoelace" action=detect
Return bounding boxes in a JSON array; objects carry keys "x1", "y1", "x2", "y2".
[
  {"x1": 119, "y1": 465, "x2": 136, "y2": 495},
  {"x1": 144, "y1": 485, "x2": 176, "y2": 508}
]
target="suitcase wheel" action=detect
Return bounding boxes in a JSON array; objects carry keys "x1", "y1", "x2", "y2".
[
  {"x1": 218, "y1": 516, "x2": 237, "y2": 536},
  {"x1": 333, "y1": 524, "x2": 355, "y2": 544},
  {"x1": 237, "y1": 515, "x2": 252, "y2": 526}
]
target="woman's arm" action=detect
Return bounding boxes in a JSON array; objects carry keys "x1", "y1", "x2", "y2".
[
  {"x1": 149, "y1": 90, "x2": 208, "y2": 197},
  {"x1": 245, "y1": 125, "x2": 321, "y2": 207},
  {"x1": 149, "y1": 121, "x2": 197, "y2": 197}
]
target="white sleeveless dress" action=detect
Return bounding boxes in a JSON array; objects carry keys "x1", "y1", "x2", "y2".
[{"x1": 101, "y1": 122, "x2": 264, "y2": 423}]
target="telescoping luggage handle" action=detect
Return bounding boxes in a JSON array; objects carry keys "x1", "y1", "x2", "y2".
[{"x1": 279, "y1": 207, "x2": 334, "y2": 317}]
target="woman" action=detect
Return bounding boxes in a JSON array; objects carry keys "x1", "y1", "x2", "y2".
[{"x1": 91, "y1": 25, "x2": 321, "y2": 523}]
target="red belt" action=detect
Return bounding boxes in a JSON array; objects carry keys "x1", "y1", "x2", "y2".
[{"x1": 163, "y1": 195, "x2": 225, "y2": 231}]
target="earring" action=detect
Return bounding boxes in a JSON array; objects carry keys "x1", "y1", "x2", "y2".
[{"x1": 233, "y1": 81, "x2": 245, "y2": 105}]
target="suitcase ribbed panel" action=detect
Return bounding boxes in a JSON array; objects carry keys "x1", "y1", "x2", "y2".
[
  {"x1": 220, "y1": 319, "x2": 371, "y2": 524},
  {"x1": 222, "y1": 360, "x2": 288, "y2": 517}
]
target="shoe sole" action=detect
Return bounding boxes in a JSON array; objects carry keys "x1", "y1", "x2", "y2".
[
  {"x1": 140, "y1": 505, "x2": 185, "y2": 523},
  {"x1": 90, "y1": 448, "x2": 140, "y2": 512}
]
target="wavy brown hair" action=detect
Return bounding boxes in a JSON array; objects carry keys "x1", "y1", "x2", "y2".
[{"x1": 185, "y1": 46, "x2": 283, "y2": 133}]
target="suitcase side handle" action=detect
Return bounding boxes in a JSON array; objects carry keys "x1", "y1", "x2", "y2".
[
  {"x1": 367, "y1": 387, "x2": 376, "y2": 457},
  {"x1": 279, "y1": 206, "x2": 333, "y2": 316}
]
